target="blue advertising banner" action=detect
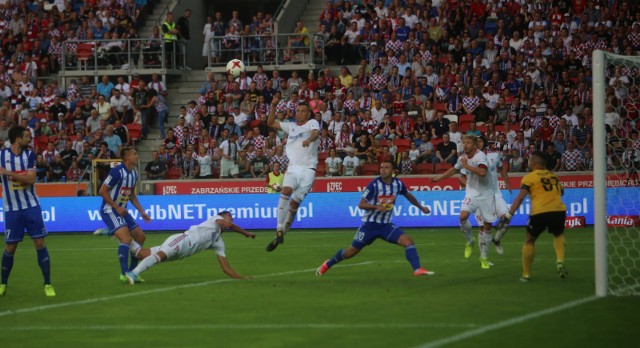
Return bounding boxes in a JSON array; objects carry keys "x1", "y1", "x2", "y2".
[{"x1": 0, "y1": 188, "x2": 634, "y2": 233}]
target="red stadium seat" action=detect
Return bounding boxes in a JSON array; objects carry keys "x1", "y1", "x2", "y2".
[
  {"x1": 393, "y1": 138, "x2": 411, "y2": 153},
  {"x1": 35, "y1": 136, "x2": 48, "y2": 154},
  {"x1": 249, "y1": 119, "x2": 261, "y2": 129},
  {"x1": 318, "y1": 151, "x2": 329, "y2": 162},
  {"x1": 127, "y1": 124, "x2": 142, "y2": 145},
  {"x1": 316, "y1": 162, "x2": 326, "y2": 176},
  {"x1": 495, "y1": 125, "x2": 506, "y2": 133},
  {"x1": 435, "y1": 162, "x2": 453, "y2": 174},
  {"x1": 361, "y1": 163, "x2": 379, "y2": 176},
  {"x1": 431, "y1": 137, "x2": 444, "y2": 147},
  {"x1": 165, "y1": 167, "x2": 181, "y2": 180},
  {"x1": 415, "y1": 163, "x2": 434, "y2": 174}
]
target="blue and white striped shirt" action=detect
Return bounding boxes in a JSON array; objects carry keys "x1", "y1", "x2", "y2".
[
  {"x1": 361, "y1": 177, "x2": 408, "y2": 224},
  {"x1": 0, "y1": 148, "x2": 40, "y2": 211},
  {"x1": 100, "y1": 164, "x2": 139, "y2": 213}
]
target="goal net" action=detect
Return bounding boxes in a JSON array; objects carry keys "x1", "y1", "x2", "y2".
[{"x1": 593, "y1": 51, "x2": 640, "y2": 296}]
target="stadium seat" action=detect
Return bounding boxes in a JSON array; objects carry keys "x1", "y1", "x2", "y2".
[
  {"x1": 431, "y1": 137, "x2": 444, "y2": 147},
  {"x1": 316, "y1": 162, "x2": 325, "y2": 176},
  {"x1": 318, "y1": 151, "x2": 329, "y2": 162},
  {"x1": 361, "y1": 163, "x2": 379, "y2": 176},
  {"x1": 459, "y1": 114, "x2": 474, "y2": 123},
  {"x1": 433, "y1": 102, "x2": 446, "y2": 112},
  {"x1": 76, "y1": 44, "x2": 94, "y2": 70},
  {"x1": 393, "y1": 138, "x2": 411, "y2": 153},
  {"x1": 127, "y1": 124, "x2": 142, "y2": 145},
  {"x1": 379, "y1": 139, "x2": 388, "y2": 147},
  {"x1": 415, "y1": 163, "x2": 434, "y2": 174},
  {"x1": 477, "y1": 124, "x2": 487, "y2": 134},
  {"x1": 444, "y1": 114, "x2": 458, "y2": 123},
  {"x1": 35, "y1": 136, "x2": 49, "y2": 153},
  {"x1": 434, "y1": 163, "x2": 453, "y2": 174},
  {"x1": 495, "y1": 125, "x2": 506, "y2": 133},
  {"x1": 166, "y1": 167, "x2": 181, "y2": 180}
]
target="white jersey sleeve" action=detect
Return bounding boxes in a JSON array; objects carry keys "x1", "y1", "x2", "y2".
[
  {"x1": 486, "y1": 152, "x2": 502, "y2": 195},
  {"x1": 281, "y1": 119, "x2": 319, "y2": 168}
]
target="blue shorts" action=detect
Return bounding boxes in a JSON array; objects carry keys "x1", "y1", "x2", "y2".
[
  {"x1": 101, "y1": 210, "x2": 139, "y2": 235},
  {"x1": 351, "y1": 222, "x2": 404, "y2": 250},
  {"x1": 4, "y1": 206, "x2": 47, "y2": 243}
]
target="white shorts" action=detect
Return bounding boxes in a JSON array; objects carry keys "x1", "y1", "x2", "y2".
[
  {"x1": 220, "y1": 158, "x2": 239, "y2": 177},
  {"x1": 475, "y1": 194, "x2": 509, "y2": 225},
  {"x1": 462, "y1": 195, "x2": 497, "y2": 224},
  {"x1": 283, "y1": 165, "x2": 317, "y2": 202},
  {"x1": 159, "y1": 233, "x2": 194, "y2": 261}
]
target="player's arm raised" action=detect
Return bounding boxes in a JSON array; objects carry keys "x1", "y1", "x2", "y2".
[
  {"x1": 129, "y1": 189, "x2": 151, "y2": 222},
  {"x1": 267, "y1": 97, "x2": 282, "y2": 130},
  {"x1": 216, "y1": 218, "x2": 256, "y2": 239}
]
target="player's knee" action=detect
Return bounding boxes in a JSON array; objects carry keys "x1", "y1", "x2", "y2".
[
  {"x1": 397, "y1": 234, "x2": 413, "y2": 247},
  {"x1": 33, "y1": 238, "x2": 45, "y2": 250},
  {"x1": 4, "y1": 243, "x2": 17, "y2": 254}
]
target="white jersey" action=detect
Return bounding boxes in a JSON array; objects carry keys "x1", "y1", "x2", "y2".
[
  {"x1": 182, "y1": 215, "x2": 226, "y2": 258},
  {"x1": 485, "y1": 152, "x2": 503, "y2": 195},
  {"x1": 279, "y1": 119, "x2": 319, "y2": 168},
  {"x1": 455, "y1": 150, "x2": 492, "y2": 199}
]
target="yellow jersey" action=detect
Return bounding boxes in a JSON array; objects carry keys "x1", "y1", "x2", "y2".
[
  {"x1": 520, "y1": 169, "x2": 566, "y2": 215},
  {"x1": 266, "y1": 171, "x2": 284, "y2": 194}
]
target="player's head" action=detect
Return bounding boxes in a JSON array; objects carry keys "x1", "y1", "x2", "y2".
[
  {"x1": 528, "y1": 151, "x2": 547, "y2": 170},
  {"x1": 121, "y1": 147, "x2": 138, "y2": 164},
  {"x1": 219, "y1": 210, "x2": 233, "y2": 223},
  {"x1": 461, "y1": 134, "x2": 478, "y2": 154},
  {"x1": 9, "y1": 125, "x2": 30, "y2": 148},
  {"x1": 379, "y1": 160, "x2": 395, "y2": 179},
  {"x1": 295, "y1": 102, "x2": 312, "y2": 124}
]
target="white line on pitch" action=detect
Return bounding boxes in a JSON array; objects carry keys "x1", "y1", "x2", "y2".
[
  {"x1": 414, "y1": 295, "x2": 599, "y2": 348},
  {"x1": 0, "y1": 261, "x2": 374, "y2": 318},
  {"x1": 0, "y1": 323, "x2": 477, "y2": 331}
]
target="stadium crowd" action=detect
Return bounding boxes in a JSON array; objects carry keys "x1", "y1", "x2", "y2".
[{"x1": 1, "y1": 0, "x2": 640, "y2": 183}]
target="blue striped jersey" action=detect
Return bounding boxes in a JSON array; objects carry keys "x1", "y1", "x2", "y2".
[
  {"x1": 100, "y1": 164, "x2": 139, "y2": 213},
  {"x1": 0, "y1": 148, "x2": 40, "y2": 211},
  {"x1": 361, "y1": 177, "x2": 408, "y2": 224}
]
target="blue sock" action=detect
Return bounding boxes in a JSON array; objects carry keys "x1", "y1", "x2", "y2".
[
  {"x1": 128, "y1": 244, "x2": 142, "y2": 272},
  {"x1": 1, "y1": 251, "x2": 15, "y2": 284},
  {"x1": 326, "y1": 249, "x2": 345, "y2": 268},
  {"x1": 405, "y1": 245, "x2": 421, "y2": 271},
  {"x1": 36, "y1": 247, "x2": 51, "y2": 285},
  {"x1": 118, "y1": 243, "x2": 130, "y2": 275}
]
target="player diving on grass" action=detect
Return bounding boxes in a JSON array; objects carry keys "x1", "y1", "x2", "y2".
[
  {"x1": 265, "y1": 96, "x2": 319, "y2": 252},
  {"x1": 99, "y1": 147, "x2": 150, "y2": 283},
  {"x1": 459, "y1": 137, "x2": 512, "y2": 255},
  {"x1": 504, "y1": 151, "x2": 567, "y2": 282},
  {"x1": 432, "y1": 135, "x2": 495, "y2": 269},
  {"x1": 125, "y1": 211, "x2": 255, "y2": 284},
  {"x1": 316, "y1": 160, "x2": 434, "y2": 277}
]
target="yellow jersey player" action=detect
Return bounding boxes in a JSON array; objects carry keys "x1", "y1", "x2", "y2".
[{"x1": 504, "y1": 151, "x2": 567, "y2": 282}]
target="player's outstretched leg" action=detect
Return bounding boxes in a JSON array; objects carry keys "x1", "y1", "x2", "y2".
[
  {"x1": 460, "y1": 218, "x2": 475, "y2": 259},
  {"x1": 494, "y1": 215, "x2": 511, "y2": 254},
  {"x1": 126, "y1": 252, "x2": 164, "y2": 285},
  {"x1": 316, "y1": 247, "x2": 359, "y2": 276},
  {"x1": 267, "y1": 193, "x2": 291, "y2": 252},
  {"x1": 396, "y1": 234, "x2": 435, "y2": 276}
]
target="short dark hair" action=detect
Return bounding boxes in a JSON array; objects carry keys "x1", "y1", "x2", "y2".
[
  {"x1": 121, "y1": 147, "x2": 136, "y2": 159},
  {"x1": 9, "y1": 125, "x2": 27, "y2": 144}
]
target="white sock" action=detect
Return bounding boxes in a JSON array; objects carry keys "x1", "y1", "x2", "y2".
[
  {"x1": 130, "y1": 241, "x2": 142, "y2": 256},
  {"x1": 283, "y1": 208, "x2": 298, "y2": 234},
  {"x1": 150, "y1": 246, "x2": 161, "y2": 254},
  {"x1": 277, "y1": 194, "x2": 290, "y2": 231},
  {"x1": 133, "y1": 253, "x2": 161, "y2": 276},
  {"x1": 460, "y1": 219, "x2": 474, "y2": 244},
  {"x1": 479, "y1": 230, "x2": 492, "y2": 258}
]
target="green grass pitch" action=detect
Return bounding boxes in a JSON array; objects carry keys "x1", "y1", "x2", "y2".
[{"x1": 1, "y1": 227, "x2": 639, "y2": 348}]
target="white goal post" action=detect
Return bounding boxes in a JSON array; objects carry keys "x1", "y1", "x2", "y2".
[{"x1": 592, "y1": 50, "x2": 640, "y2": 297}]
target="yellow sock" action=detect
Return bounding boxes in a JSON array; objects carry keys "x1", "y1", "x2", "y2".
[
  {"x1": 522, "y1": 243, "x2": 535, "y2": 277},
  {"x1": 553, "y1": 234, "x2": 566, "y2": 263}
]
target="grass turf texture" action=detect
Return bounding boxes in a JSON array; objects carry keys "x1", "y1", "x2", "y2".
[{"x1": 1, "y1": 227, "x2": 639, "y2": 348}]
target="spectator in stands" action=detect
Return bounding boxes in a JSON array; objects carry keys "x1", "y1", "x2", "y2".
[
  {"x1": 342, "y1": 148, "x2": 360, "y2": 176},
  {"x1": 561, "y1": 142, "x2": 584, "y2": 172},
  {"x1": 433, "y1": 133, "x2": 457, "y2": 165},
  {"x1": 284, "y1": 21, "x2": 310, "y2": 62}
]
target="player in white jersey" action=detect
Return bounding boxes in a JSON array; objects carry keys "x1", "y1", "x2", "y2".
[
  {"x1": 125, "y1": 211, "x2": 255, "y2": 283},
  {"x1": 460, "y1": 137, "x2": 513, "y2": 257},
  {"x1": 0, "y1": 126, "x2": 55, "y2": 297},
  {"x1": 433, "y1": 135, "x2": 495, "y2": 269},
  {"x1": 99, "y1": 147, "x2": 151, "y2": 283},
  {"x1": 265, "y1": 96, "x2": 320, "y2": 252}
]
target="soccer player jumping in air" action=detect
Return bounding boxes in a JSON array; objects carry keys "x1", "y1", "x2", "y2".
[
  {"x1": 265, "y1": 96, "x2": 320, "y2": 252},
  {"x1": 316, "y1": 161, "x2": 434, "y2": 277}
]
